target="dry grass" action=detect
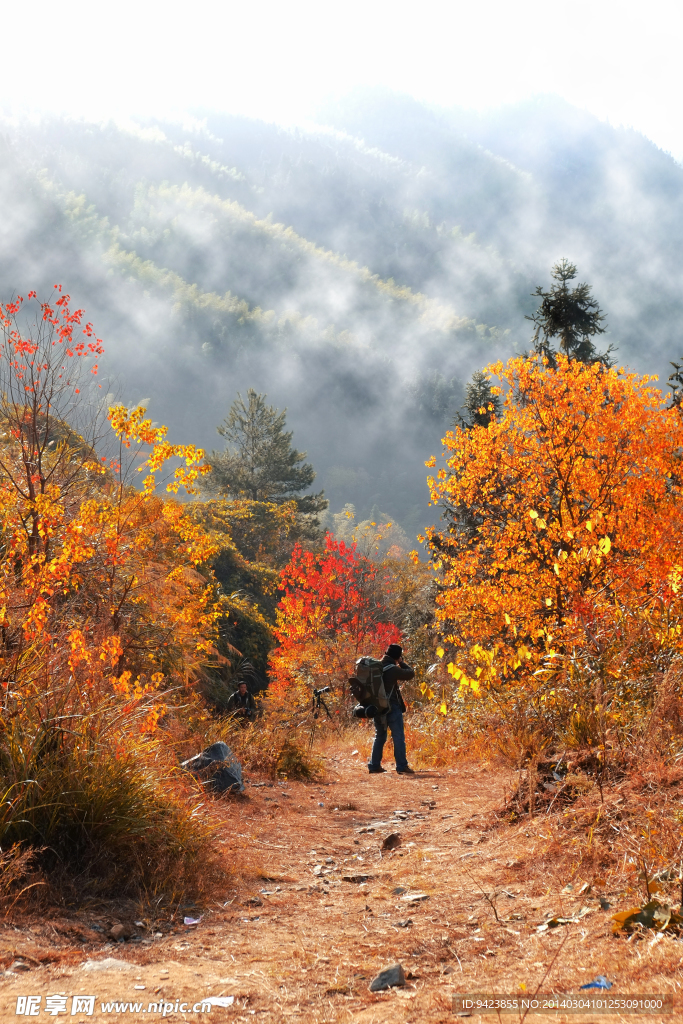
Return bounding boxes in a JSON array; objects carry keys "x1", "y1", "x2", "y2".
[
  {"x1": 0, "y1": 683, "x2": 230, "y2": 909},
  {"x1": 4, "y1": 662, "x2": 683, "y2": 1021},
  {"x1": 3, "y1": 744, "x2": 683, "y2": 1022}
]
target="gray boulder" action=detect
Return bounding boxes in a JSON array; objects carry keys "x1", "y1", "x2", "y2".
[
  {"x1": 182, "y1": 742, "x2": 244, "y2": 793},
  {"x1": 369, "y1": 964, "x2": 406, "y2": 991}
]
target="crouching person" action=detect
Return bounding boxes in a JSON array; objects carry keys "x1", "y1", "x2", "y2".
[
  {"x1": 226, "y1": 680, "x2": 256, "y2": 723},
  {"x1": 368, "y1": 643, "x2": 415, "y2": 775}
]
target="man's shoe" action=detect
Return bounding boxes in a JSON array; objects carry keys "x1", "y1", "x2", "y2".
[
  {"x1": 368, "y1": 765, "x2": 387, "y2": 774},
  {"x1": 396, "y1": 766, "x2": 416, "y2": 774}
]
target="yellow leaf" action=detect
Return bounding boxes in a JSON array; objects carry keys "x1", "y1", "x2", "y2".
[
  {"x1": 436, "y1": 646, "x2": 445, "y2": 659},
  {"x1": 599, "y1": 535, "x2": 612, "y2": 554},
  {"x1": 586, "y1": 520, "x2": 593, "y2": 532},
  {"x1": 504, "y1": 613, "x2": 511, "y2": 625},
  {"x1": 440, "y1": 702, "x2": 447, "y2": 715},
  {"x1": 545, "y1": 597, "x2": 552, "y2": 607},
  {"x1": 529, "y1": 509, "x2": 538, "y2": 519}
]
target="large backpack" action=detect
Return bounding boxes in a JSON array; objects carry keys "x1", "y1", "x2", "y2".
[{"x1": 349, "y1": 656, "x2": 389, "y2": 719}]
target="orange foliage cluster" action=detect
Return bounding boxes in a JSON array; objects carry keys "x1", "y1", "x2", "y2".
[
  {"x1": 424, "y1": 354, "x2": 683, "y2": 696},
  {"x1": 0, "y1": 291, "x2": 220, "y2": 727}
]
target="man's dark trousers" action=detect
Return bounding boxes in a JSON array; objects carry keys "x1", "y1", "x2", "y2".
[{"x1": 369, "y1": 701, "x2": 408, "y2": 771}]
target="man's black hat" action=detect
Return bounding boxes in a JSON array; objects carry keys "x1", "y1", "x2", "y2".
[{"x1": 385, "y1": 643, "x2": 403, "y2": 660}]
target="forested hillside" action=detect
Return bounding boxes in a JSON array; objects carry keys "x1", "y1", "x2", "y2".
[{"x1": 1, "y1": 92, "x2": 682, "y2": 535}]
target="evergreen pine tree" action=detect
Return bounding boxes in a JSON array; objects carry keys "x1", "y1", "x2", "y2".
[
  {"x1": 456, "y1": 369, "x2": 501, "y2": 429},
  {"x1": 527, "y1": 258, "x2": 613, "y2": 367},
  {"x1": 207, "y1": 389, "x2": 327, "y2": 517}
]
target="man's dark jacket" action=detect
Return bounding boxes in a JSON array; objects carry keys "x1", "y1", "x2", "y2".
[
  {"x1": 380, "y1": 655, "x2": 414, "y2": 714},
  {"x1": 226, "y1": 690, "x2": 256, "y2": 715}
]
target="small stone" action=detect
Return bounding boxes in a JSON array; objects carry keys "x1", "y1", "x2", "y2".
[
  {"x1": 9, "y1": 961, "x2": 30, "y2": 972},
  {"x1": 325, "y1": 857, "x2": 334, "y2": 864},
  {"x1": 392, "y1": 886, "x2": 407, "y2": 895},
  {"x1": 395, "y1": 919, "x2": 413, "y2": 928},
  {"x1": 244, "y1": 896, "x2": 263, "y2": 906},
  {"x1": 382, "y1": 832, "x2": 401, "y2": 851},
  {"x1": 318, "y1": 802, "x2": 324, "y2": 807},
  {"x1": 109, "y1": 923, "x2": 128, "y2": 941},
  {"x1": 369, "y1": 963, "x2": 406, "y2": 991},
  {"x1": 401, "y1": 891, "x2": 429, "y2": 903},
  {"x1": 81, "y1": 958, "x2": 133, "y2": 972},
  {"x1": 342, "y1": 874, "x2": 371, "y2": 883},
  {"x1": 313, "y1": 865, "x2": 323, "y2": 875}
]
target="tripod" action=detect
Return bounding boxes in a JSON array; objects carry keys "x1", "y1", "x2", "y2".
[{"x1": 308, "y1": 685, "x2": 336, "y2": 750}]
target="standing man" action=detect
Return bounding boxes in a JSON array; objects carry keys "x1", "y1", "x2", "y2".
[
  {"x1": 226, "y1": 680, "x2": 257, "y2": 722},
  {"x1": 368, "y1": 643, "x2": 415, "y2": 774}
]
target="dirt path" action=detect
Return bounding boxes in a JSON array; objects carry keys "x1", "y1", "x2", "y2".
[{"x1": 0, "y1": 748, "x2": 680, "y2": 1022}]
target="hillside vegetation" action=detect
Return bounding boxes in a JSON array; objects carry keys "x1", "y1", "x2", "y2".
[{"x1": 1, "y1": 94, "x2": 683, "y2": 534}]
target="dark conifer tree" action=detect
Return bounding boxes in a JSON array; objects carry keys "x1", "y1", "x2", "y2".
[
  {"x1": 207, "y1": 389, "x2": 327, "y2": 517},
  {"x1": 458, "y1": 369, "x2": 501, "y2": 429},
  {"x1": 527, "y1": 258, "x2": 613, "y2": 367}
]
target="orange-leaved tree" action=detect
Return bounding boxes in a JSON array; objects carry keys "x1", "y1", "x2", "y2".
[
  {"x1": 424, "y1": 353, "x2": 683, "y2": 702},
  {"x1": 0, "y1": 289, "x2": 219, "y2": 719},
  {"x1": 0, "y1": 290, "x2": 228, "y2": 891},
  {"x1": 269, "y1": 534, "x2": 401, "y2": 705}
]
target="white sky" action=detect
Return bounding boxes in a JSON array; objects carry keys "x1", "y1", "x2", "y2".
[{"x1": 4, "y1": 0, "x2": 683, "y2": 157}]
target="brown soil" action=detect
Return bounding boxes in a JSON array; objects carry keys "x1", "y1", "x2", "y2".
[{"x1": 0, "y1": 746, "x2": 681, "y2": 1022}]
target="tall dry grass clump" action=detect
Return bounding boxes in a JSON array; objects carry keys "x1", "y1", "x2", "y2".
[{"x1": 0, "y1": 678, "x2": 224, "y2": 904}]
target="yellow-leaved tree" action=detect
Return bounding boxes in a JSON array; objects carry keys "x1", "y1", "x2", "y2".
[
  {"x1": 0, "y1": 290, "x2": 225, "y2": 898},
  {"x1": 424, "y1": 354, "x2": 683, "y2": 743}
]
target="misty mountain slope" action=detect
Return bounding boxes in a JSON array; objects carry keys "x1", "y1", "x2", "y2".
[
  {"x1": 42, "y1": 173, "x2": 485, "y2": 366},
  {"x1": 0, "y1": 97, "x2": 682, "y2": 540},
  {"x1": 17, "y1": 114, "x2": 524, "y2": 333},
  {"x1": 4, "y1": 146, "x2": 479, "y2": 538},
  {"x1": 324, "y1": 91, "x2": 683, "y2": 366}
]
